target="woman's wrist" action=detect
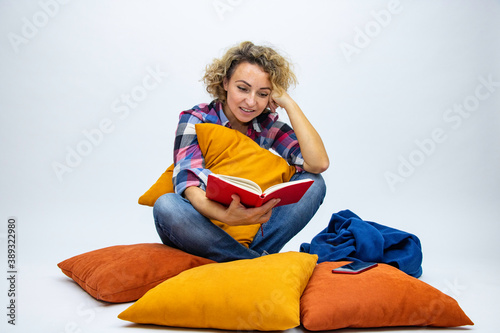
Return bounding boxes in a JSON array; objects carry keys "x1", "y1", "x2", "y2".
[{"x1": 281, "y1": 98, "x2": 300, "y2": 115}]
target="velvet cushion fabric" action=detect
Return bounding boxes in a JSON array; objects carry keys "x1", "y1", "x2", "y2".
[
  {"x1": 57, "y1": 243, "x2": 215, "y2": 303},
  {"x1": 138, "y1": 164, "x2": 174, "y2": 206},
  {"x1": 300, "y1": 261, "x2": 474, "y2": 330},
  {"x1": 118, "y1": 252, "x2": 317, "y2": 331}
]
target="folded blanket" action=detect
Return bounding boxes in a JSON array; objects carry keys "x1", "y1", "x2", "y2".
[{"x1": 300, "y1": 210, "x2": 423, "y2": 278}]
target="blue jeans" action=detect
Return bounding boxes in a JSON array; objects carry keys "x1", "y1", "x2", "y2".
[{"x1": 153, "y1": 171, "x2": 326, "y2": 262}]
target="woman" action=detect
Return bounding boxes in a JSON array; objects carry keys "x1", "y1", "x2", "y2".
[{"x1": 154, "y1": 41, "x2": 329, "y2": 262}]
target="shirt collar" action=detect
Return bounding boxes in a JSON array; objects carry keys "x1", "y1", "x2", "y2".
[{"x1": 214, "y1": 100, "x2": 231, "y2": 127}]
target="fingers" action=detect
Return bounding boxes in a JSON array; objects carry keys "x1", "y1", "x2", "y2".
[
  {"x1": 256, "y1": 198, "x2": 280, "y2": 224},
  {"x1": 268, "y1": 98, "x2": 277, "y2": 113},
  {"x1": 260, "y1": 198, "x2": 280, "y2": 211},
  {"x1": 226, "y1": 196, "x2": 280, "y2": 226},
  {"x1": 260, "y1": 203, "x2": 275, "y2": 219},
  {"x1": 268, "y1": 94, "x2": 279, "y2": 113},
  {"x1": 229, "y1": 194, "x2": 241, "y2": 207}
]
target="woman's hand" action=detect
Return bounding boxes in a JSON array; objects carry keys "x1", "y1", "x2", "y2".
[
  {"x1": 269, "y1": 90, "x2": 330, "y2": 174},
  {"x1": 268, "y1": 90, "x2": 293, "y2": 112},
  {"x1": 184, "y1": 186, "x2": 280, "y2": 226},
  {"x1": 221, "y1": 194, "x2": 280, "y2": 226}
]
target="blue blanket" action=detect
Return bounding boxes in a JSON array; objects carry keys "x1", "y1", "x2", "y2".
[{"x1": 300, "y1": 209, "x2": 423, "y2": 278}]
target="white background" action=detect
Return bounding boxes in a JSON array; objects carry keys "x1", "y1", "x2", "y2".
[{"x1": 1, "y1": 0, "x2": 499, "y2": 332}]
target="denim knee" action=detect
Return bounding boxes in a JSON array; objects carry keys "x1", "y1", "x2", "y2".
[
  {"x1": 153, "y1": 193, "x2": 186, "y2": 233},
  {"x1": 153, "y1": 193, "x2": 174, "y2": 223},
  {"x1": 310, "y1": 173, "x2": 327, "y2": 204}
]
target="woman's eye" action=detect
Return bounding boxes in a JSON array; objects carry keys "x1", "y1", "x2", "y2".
[
  {"x1": 259, "y1": 92, "x2": 269, "y2": 97},
  {"x1": 237, "y1": 86, "x2": 248, "y2": 92}
]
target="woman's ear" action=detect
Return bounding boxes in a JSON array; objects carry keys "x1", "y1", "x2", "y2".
[{"x1": 223, "y1": 77, "x2": 228, "y2": 91}]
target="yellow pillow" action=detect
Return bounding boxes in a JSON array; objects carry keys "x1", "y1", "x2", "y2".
[
  {"x1": 138, "y1": 164, "x2": 174, "y2": 206},
  {"x1": 118, "y1": 252, "x2": 317, "y2": 331},
  {"x1": 138, "y1": 123, "x2": 296, "y2": 246}
]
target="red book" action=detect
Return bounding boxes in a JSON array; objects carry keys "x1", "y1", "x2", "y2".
[{"x1": 206, "y1": 174, "x2": 314, "y2": 208}]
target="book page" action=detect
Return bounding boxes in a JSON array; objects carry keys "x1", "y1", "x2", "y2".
[
  {"x1": 263, "y1": 179, "x2": 314, "y2": 195},
  {"x1": 213, "y1": 174, "x2": 262, "y2": 195}
]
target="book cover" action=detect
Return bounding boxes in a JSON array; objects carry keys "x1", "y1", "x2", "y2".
[{"x1": 206, "y1": 174, "x2": 314, "y2": 208}]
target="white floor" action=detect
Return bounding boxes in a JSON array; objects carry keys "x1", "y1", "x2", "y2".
[
  {"x1": 1, "y1": 202, "x2": 498, "y2": 333},
  {"x1": 2, "y1": 252, "x2": 498, "y2": 333}
]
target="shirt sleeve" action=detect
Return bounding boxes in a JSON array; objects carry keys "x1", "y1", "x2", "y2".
[
  {"x1": 172, "y1": 112, "x2": 212, "y2": 195},
  {"x1": 267, "y1": 121, "x2": 305, "y2": 169}
]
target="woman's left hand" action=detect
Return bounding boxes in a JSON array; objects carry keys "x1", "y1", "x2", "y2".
[{"x1": 268, "y1": 90, "x2": 292, "y2": 113}]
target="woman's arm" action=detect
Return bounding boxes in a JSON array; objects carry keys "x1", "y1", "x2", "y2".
[
  {"x1": 184, "y1": 186, "x2": 280, "y2": 226},
  {"x1": 270, "y1": 91, "x2": 330, "y2": 174}
]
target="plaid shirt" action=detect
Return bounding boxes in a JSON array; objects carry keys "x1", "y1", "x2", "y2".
[{"x1": 172, "y1": 100, "x2": 304, "y2": 195}]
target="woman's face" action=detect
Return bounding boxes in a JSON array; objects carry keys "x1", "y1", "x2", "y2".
[{"x1": 223, "y1": 62, "x2": 272, "y2": 126}]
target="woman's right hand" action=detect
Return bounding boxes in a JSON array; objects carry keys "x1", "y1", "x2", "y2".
[
  {"x1": 184, "y1": 186, "x2": 280, "y2": 226},
  {"x1": 221, "y1": 194, "x2": 280, "y2": 226}
]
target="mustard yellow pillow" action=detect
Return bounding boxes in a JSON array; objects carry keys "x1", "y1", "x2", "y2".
[
  {"x1": 138, "y1": 164, "x2": 174, "y2": 206},
  {"x1": 138, "y1": 123, "x2": 296, "y2": 246},
  {"x1": 118, "y1": 252, "x2": 318, "y2": 331}
]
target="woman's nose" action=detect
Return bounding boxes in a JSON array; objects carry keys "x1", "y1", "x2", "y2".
[{"x1": 245, "y1": 94, "x2": 256, "y2": 107}]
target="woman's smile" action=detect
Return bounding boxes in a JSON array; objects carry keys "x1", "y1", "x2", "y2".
[{"x1": 240, "y1": 106, "x2": 255, "y2": 113}]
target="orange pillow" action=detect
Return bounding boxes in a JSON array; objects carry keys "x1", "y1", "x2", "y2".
[
  {"x1": 300, "y1": 261, "x2": 474, "y2": 330},
  {"x1": 57, "y1": 243, "x2": 215, "y2": 303},
  {"x1": 138, "y1": 123, "x2": 296, "y2": 246}
]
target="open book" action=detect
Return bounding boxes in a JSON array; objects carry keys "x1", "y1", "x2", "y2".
[{"x1": 206, "y1": 174, "x2": 314, "y2": 208}]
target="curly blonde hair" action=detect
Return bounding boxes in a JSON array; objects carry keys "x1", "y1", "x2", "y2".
[{"x1": 203, "y1": 41, "x2": 297, "y2": 104}]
